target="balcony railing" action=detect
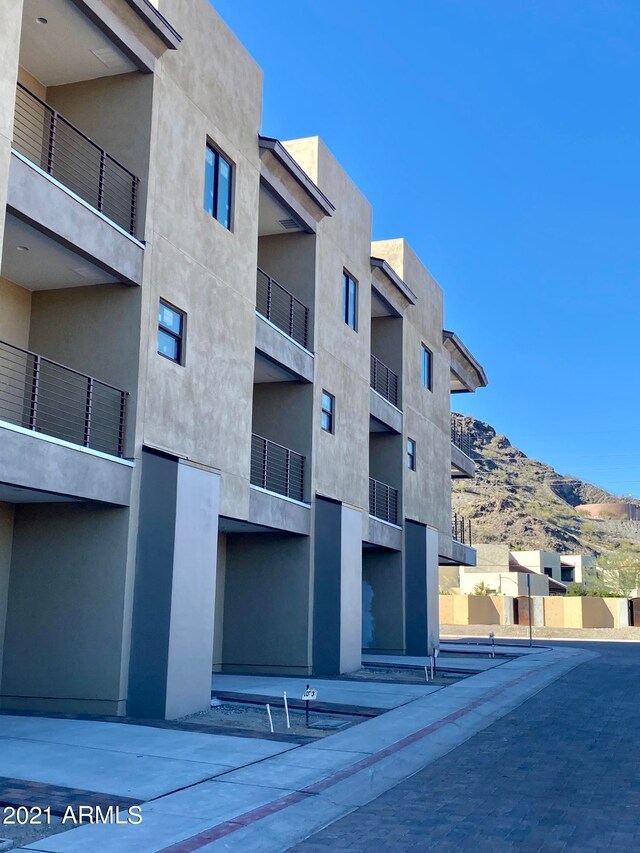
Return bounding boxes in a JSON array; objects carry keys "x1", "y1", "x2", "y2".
[
  {"x1": 256, "y1": 268, "x2": 309, "y2": 348},
  {"x1": 13, "y1": 83, "x2": 139, "y2": 237},
  {"x1": 370, "y1": 354, "x2": 399, "y2": 407},
  {"x1": 250, "y1": 433, "x2": 305, "y2": 502},
  {"x1": 452, "y1": 512, "x2": 472, "y2": 545},
  {"x1": 451, "y1": 416, "x2": 472, "y2": 457},
  {"x1": 369, "y1": 477, "x2": 399, "y2": 525},
  {"x1": 0, "y1": 339, "x2": 127, "y2": 457}
]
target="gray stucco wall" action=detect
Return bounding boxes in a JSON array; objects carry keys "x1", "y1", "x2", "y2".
[
  {"x1": 2, "y1": 502, "x2": 130, "y2": 714},
  {"x1": 362, "y1": 548, "x2": 404, "y2": 654},
  {"x1": 0, "y1": 503, "x2": 14, "y2": 688},
  {"x1": 221, "y1": 532, "x2": 311, "y2": 673}
]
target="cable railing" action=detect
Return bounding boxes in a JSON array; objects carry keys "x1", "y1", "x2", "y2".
[
  {"x1": 256, "y1": 268, "x2": 309, "y2": 348},
  {"x1": 369, "y1": 477, "x2": 399, "y2": 525},
  {"x1": 451, "y1": 415, "x2": 472, "y2": 457},
  {"x1": 12, "y1": 83, "x2": 139, "y2": 237},
  {"x1": 452, "y1": 512, "x2": 472, "y2": 545},
  {"x1": 0, "y1": 339, "x2": 127, "y2": 457},
  {"x1": 370, "y1": 354, "x2": 399, "y2": 407},
  {"x1": 250, "y1": 433, "x2": 305, "y2": 502}
]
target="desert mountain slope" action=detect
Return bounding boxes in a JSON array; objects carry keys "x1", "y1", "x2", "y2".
[{"x1": 452, "y1": 416, "x2": 640, "y2": 556}]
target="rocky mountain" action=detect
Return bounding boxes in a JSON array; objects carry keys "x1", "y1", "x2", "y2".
[{"x1": 452, "y1": 416, "x2": 640, "y2": 556}]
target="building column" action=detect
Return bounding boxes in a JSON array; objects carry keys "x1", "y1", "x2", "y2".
[
  {"x1": 313, "y1": 496, "x2": 363, "y2": 675},
  {"x1": 404, "y1": 520, "x2": 439, "y2": 656},
  {"x1": 128, "y1": 449, "x2": 220, "y2": 719}
]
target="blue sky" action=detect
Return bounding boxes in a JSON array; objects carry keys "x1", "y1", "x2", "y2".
[{"x1": 213, "y1": 0, "x2": 640, "y2": 496}]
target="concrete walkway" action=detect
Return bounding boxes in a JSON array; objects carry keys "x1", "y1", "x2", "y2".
[
  {"x1": 10, "y1": 643, "x2": 589, "y2": 852},
  {"x1": 362, "y1": 652, "x2": 508, "y2": 674},
  {"x1": 211, "y1": 674, "x2": 442, "y2": 710}
]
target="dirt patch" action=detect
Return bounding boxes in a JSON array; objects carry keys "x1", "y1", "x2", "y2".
[{"x1": 177, "y1": 701, "x2": 364, "y2": 740}]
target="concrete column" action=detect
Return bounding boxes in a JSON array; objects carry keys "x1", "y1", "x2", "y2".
[
  {"x1": 404, "y1": 521, "x2": 439, "y2": 656},
  {"x1": 313, "y1": 496, "x2": 363, "y2": 675},
  {"x1": 128, "y1": 450, "x2": 220, "y2": 719}
]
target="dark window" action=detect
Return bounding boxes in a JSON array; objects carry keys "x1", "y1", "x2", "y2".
[
  {"x1": 204, "y1": 143, "x2": 233, "y2": 230},
  {"x1": 342, "y1": 270, "x2": 358, "y2": 330},
  {"x1": 561, "y1": 568, "x2": 574, "y2": 583},
  {"x1": 321, "y1": 390, "x2": 334, "y2": 433},
  {"x1": 407, "y1": 438, "x2": 416, "y2": 470},
  {"x1": 421, "y1": 344, "x2": 432, "y2": 390},
  {"x1": 543, "y1": 567, "x2": 553, "y2": 577},
  {"x1": 158, "y1": 301, "x2": 185, "y2": 364}
]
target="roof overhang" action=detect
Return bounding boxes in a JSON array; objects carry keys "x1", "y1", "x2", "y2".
[
  {"x1": 370, "y1": 257, "x2": 417, "y2": 306},
  {"x1": 123, "y1": 0, "x2": 182, "y2": 48},
  {"x1": 443, "y1": 330, "x2": 488, "y2": 393},
  {"x1": 259, "y1": 136, "x2": 335, "y2": 217}
]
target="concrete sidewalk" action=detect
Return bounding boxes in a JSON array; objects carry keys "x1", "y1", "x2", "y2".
[{"x1": 7, "y1": 643, "x2": 591, "y2": 853}]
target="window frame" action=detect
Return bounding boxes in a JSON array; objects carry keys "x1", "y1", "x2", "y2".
[
  {"x1": 407, "y1": 437, "x2": 416, "y2": 471},
  {"x1": 421, "y1": 343, "x2": 433, "y2": 390},
  {"x1": 342, "y1": 269, "x2": 358, "y2": 331},
  {"x1": 321, "y1": 390, "x2": 335, "y2": 434},
  {"x1": 158, "y1": 299, "x2": 186, "y2": 365},
  {"x1": 204, "y1": 141, "x2": 234, "y2": 231}
]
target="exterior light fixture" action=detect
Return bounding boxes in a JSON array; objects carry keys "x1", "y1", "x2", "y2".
[{"x1": 36, "y1": 17, "x2": 48, "y2": 24}]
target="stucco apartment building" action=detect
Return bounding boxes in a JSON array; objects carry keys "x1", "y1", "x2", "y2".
[{"x1": 0, "y1": 0, "x2": 485, "y2": 719}]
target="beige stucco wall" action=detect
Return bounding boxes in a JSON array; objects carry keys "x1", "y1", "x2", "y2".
[
  {"x1": 0, "y1": 1, "x2": 22, "y2": 268},
  {"x1": 284, "y1": 137, "x2": 371, "y2": 514},
  {"x1": 467, "y1": 596, "x2": 502, "y2": 625},
  {"x1": 372, "y1": 239, "x2": 450, "y2": 538},
  {"x1": 0, "y1": 277, "x2": 31, "y2": 346},
  {"x1": 138, "y1": 0, "x2": 263, "y2": 521},
  {"x1": 513, "y1": 550, "x2": 562, "y2": 582}
]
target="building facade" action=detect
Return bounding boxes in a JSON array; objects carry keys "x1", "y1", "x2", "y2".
[{"x1": 0, "y1": 0, "x2": 485, "y2": 719}]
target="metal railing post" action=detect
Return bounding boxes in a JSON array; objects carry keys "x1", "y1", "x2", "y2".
[
  {"x1": 29, "y1": 355, "x2": 41, "y2": 430},
  {"x1": 98, "y1": 151, "x2": 106, "y2": 213},
  {"x1": 83, "y1": 376, "x2": 94, "y2": 447},
  {"x1": 46, "y1": 110, "x2": 57, "y2": 175},
  {"x1": 266, "y1": 275, "x2": 272, "y2": 322},
  {"x1": 118, "y1": 391, "x2": 128, "y2": 457}
]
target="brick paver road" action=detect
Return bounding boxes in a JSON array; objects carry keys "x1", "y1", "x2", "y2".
[{"x1": 294, "y1": 641, "x2": 640, "y2": 852}]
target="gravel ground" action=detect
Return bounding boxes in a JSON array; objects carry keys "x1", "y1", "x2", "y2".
[
  {"x1": 441, "y1": 623, "x2": 640, "y2": 641},
  {"x1": 178, "y1": 701, "x2": 364, "y2": 738}
]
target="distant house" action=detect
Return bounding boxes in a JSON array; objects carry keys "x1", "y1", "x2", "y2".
[{"x1": 440, "y1": 543, "x2": 597, "y2": 596}]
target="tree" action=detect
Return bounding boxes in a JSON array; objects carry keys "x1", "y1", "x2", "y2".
[
  {"x1": 597, "y1": 548, "x2": 640, "y2": 597},
  {"x1": 473, "y1": 581, "x2": 495, "y2": 596}
]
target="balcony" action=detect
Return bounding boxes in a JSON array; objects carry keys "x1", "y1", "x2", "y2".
[
  {"x1": 250, "y1": 433, "x2": 305, "y2": 502},
  {"x1": 451, "y1": 415, "x2": 475, "y2": 478},
  {"x1": 369, "y1": 477, "x2": 399, "y2": 525},
  {"x1": 0, "y1": 339, "x2": 127, "y2": 458},
  {"x1": 369, "y1": 354, "x2": 402, "y2": 434},
  {"x1": 13, "y1": 83, "x2": 139, "y2": 237},
  {"x1": 370, "y1": 354, "x2": 398, "y2": 407},
  {"x1": 452, "y1": 512, "x2": 472, "y2": 546},
  {"x1": 256, "y1": 268, "x2": 309, "y2": 349}
]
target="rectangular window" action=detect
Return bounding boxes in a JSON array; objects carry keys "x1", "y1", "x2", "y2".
[
  {"x1": 421, "y1": 344, "x2": 432, "y2": 390},
  {"x1": 204, "y1": 143, "x2": 233, "y2": 230},
  {"x1": 321, "y1": 390, "x2": 334, "y2": 433},
  {"x1": 342, "y1": 270, "x2": 358, "y2": 330},
  {"x1": 407, "y1": 438, "x2": 416, "y2": 471},
  {"x1": 158, "y1": 300, "x2": 185, "y2": 364}
]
